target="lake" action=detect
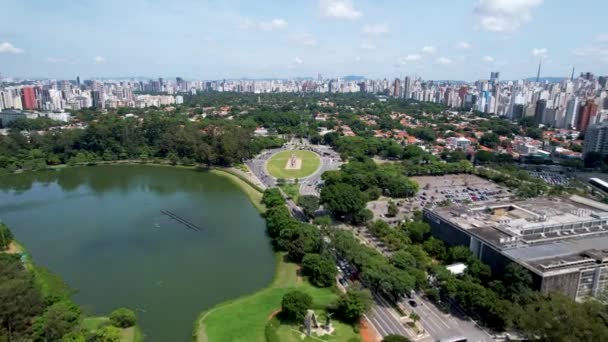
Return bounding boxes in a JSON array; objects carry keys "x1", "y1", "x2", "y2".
[{"x1": 0, "y1": 165, "x2": 276, "y2": 341}]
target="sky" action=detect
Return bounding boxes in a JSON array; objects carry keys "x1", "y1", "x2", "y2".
[{"x1": 1, "y1": 0, "x2": 607, "y2": 81}]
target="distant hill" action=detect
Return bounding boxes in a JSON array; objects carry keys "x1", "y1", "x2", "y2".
[
  {"x1": 431, "y1": 80, "x2": 467, "y2": 84},
  {"x1": 524, "y1": 77, "x2": 566, "y2": 83},
  {"x1": 343, "y1": 75, "x2": 366, "y2": 81}
]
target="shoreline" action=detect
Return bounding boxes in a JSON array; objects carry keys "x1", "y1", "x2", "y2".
[{"x1": 9, "y1": 160, "x2": 267, "y2": 213}]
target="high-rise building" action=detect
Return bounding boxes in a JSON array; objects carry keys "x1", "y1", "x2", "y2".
[
  {"x1": 393, "y1": 78, "x2": 401, "y2": 97},
  {"x1": 584, "y1": 121, "x2": 608, "y2": 155},
  {"x1": 577, "y1": 100, "x2": 598, "y2": 133},
  {"x1": 564, "y1": 97, "x2": 580, "y2": 129},
  {"x1": 511, "y1": 104, "x2": 524, "y2": 120},
  {"x1": 534, "y1": 99, "x2": 547, "y2": 124},
  {"x1": 76, "y1": 76, "x2": 81, "y2": 87},
  {"x1": 91, "y1": 90, "x2": 105, "y2": 110},
  {"x1": 403, "y1": 76, "x2": 411, "y2": 99},
  {"x1": 20, "y1": 87, "x2": 36, "y2": 110}
]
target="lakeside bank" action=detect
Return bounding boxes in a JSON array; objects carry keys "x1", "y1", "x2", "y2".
[
  {"x1": 0, "y1": 231, "x2": 143, "y2": 342},
  {"x1": 1, "y1": 163, "x2": 273, "y2": 341},
  {"x1": 12, "y1": 159, "x2": 267, "y2": 214}
]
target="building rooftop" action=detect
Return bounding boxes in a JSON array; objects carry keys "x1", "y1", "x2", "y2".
[{"x1": 429, "y1": 195, "x2": 608, "y2": 275}]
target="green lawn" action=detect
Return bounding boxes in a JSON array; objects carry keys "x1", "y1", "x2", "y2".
[
  {"x1": 267, "y1": 316, "x2": 361, "y2": 342},
  {"x1": 194, "y1": 254, "x2": 348, "y2": 342},
  {"x1": 267, "y1": 150, "x2": 321, "y2": 179}
]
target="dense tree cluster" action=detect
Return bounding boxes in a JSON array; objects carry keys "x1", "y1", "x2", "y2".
[
  {"x1": 331, "y1": 231, "x2": 418, "y2": 299},
  {"x1": 280, "y1": 290, "x2": 313, "y2": 323},
  {"x1": 329, "y1": 288, "x2": 373, "y2": 324},
  {"x1": 0, "y1": 113, "x2": 284, "y2": 173}
]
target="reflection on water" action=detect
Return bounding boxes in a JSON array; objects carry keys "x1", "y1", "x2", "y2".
[{"x1": 0, "y1": 165, "x2": 275, "y2": 342}]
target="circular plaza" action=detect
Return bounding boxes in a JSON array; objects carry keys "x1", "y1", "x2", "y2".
[{"x1": 265, "y1": 150, "x2": 321, "y2": 179}]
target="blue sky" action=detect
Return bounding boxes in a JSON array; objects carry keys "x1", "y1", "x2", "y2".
[{"x1": 0, "y1": 0, "x2": 607, "y2": 80}]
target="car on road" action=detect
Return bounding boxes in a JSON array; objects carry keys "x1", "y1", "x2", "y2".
[{"x1": 408, "y1": 300, "x2": 418, "y2": 307}]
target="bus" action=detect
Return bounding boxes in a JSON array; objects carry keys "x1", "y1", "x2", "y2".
[{"x1": 439, "y1": 337, "x2": 467, "y2": 342}]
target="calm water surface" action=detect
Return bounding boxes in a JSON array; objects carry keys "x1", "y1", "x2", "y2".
[{"x1": 0, "y1": 165, "x2": 275, "y2": 341}]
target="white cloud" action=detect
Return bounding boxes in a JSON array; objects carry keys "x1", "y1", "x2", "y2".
[
  {"x1": 456, "y1": 41, "x2": 472, "y2": 49},
  {"x1": 473, "y1": 0, "x2": 543, "y2": 32},
  {"x1": 595, "y1": 33, "x2": 608, "y2": 42},
  {"x1": 259, "y1": 19, "x2": 288, "y2": 31},
  {"x1": 290, "y1": 33, "x2": 317, "y2": 47},
  {"x1": 436, "y1": 56, "x2": 453, "y2": 65},
  {"x1": 46, "y1": 57, "x2": 66, "y2": 63},
  {"x1": 573, "y1": 42, "x2": 608, "y2": 61},
  {"x1": 531, "y1": 47, "x2": 547, "y2": 56},
  {"x1": 320, "y1": 0, "x2": 362, "y2": 20},
  {"x1": 93, "y1": 56, "x2": 106, "y2": 64},
  {"x1": 0, "y1": 42, "x2": 24, "y2": 54},
  {"x1": 293, "y1": 57, "x2": 303, "y2": 64},
  {"x1": 396, "y1": 54, "x2": 422, "y2": 65},
  {"x1": 361, "y1": 23, "x2": 390, "y2": 35},
  {"x1": 421, "y1": 46, "x2": 436, "y2": 54},
  {"x1": 482, "y1": 55, "x2": 495, "y2": 62},
  {"x1": 359, "y1": 41, "x2": 376, "y2": 50},
  {"x1": 239, "y1": 18, "x2": 288, "y2": 31}
]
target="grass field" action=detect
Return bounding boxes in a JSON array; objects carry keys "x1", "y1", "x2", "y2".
[
  {"x1": 209, "y1": 168, "x2": 265, "y2": 213},
  {"x1": 266, "y1": 150, "x2": 321, "y2": 179},
  {"x1": 194, "y1": 254, "x2": 359, "y2": 342}
]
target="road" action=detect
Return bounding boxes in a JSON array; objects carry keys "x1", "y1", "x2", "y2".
[
  {"x1": 366, "y1": 293, "x2": 420, "y2": 340},
  {"x1": 405, "y1": 293, "x2": 494, "y2": 342}
]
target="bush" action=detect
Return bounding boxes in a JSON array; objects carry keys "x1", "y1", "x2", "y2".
[
  {"x1": 109, "y1": 307, "x2": 136, "y2": 328},
  {"x1": 90, "y1": 325, "x2": 122, "y2": 342},
  {"x1": 0, "y1": 224, "x2": 14, "y2": 250}
]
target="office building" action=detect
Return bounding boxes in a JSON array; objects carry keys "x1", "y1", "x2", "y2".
[
  {"x1": 424, "y1": 195, "x2": 608, "y2": 301},
  {"x1": 584, "y1": 121, "x2": 608, "y2": 155}
]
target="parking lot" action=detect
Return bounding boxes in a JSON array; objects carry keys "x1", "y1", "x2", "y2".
[
  {"x1": 368, "y1": 174, "x2": 512, "y2": 222},
  {"x1": 528, "y1": 171, "x2": 572, "y2": 187}
]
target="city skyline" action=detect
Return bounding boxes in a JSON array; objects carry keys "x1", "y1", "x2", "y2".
[{"x1": 1, "y1": 0, "x2": 608, "y2": 80}]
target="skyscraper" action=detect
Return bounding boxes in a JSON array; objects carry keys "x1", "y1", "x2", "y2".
[
  {"x1": 577, "y1": 100, "x2": 598, "y2": 133},
  {"x1": 534, "y1": 99, "x2": 547, "y2": 124},
  {"x1": 20, "y1": 87, "x2": 36, "y2": 110},
  {"x1": 393, "y1": 78, "x2": 401, "y2": 97},
  {"x1": 91, "y1": 90, "x2": 104, "y2": 110},
  {"x1": 403, "y1": 76, "x2": 411, "y2": 99},
  {"x1": 76, "y1": 76, "x2": 81, "y2": 87},
  {"x1": 564, "y1": 97, "x2": 580, "y2": 129}
]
